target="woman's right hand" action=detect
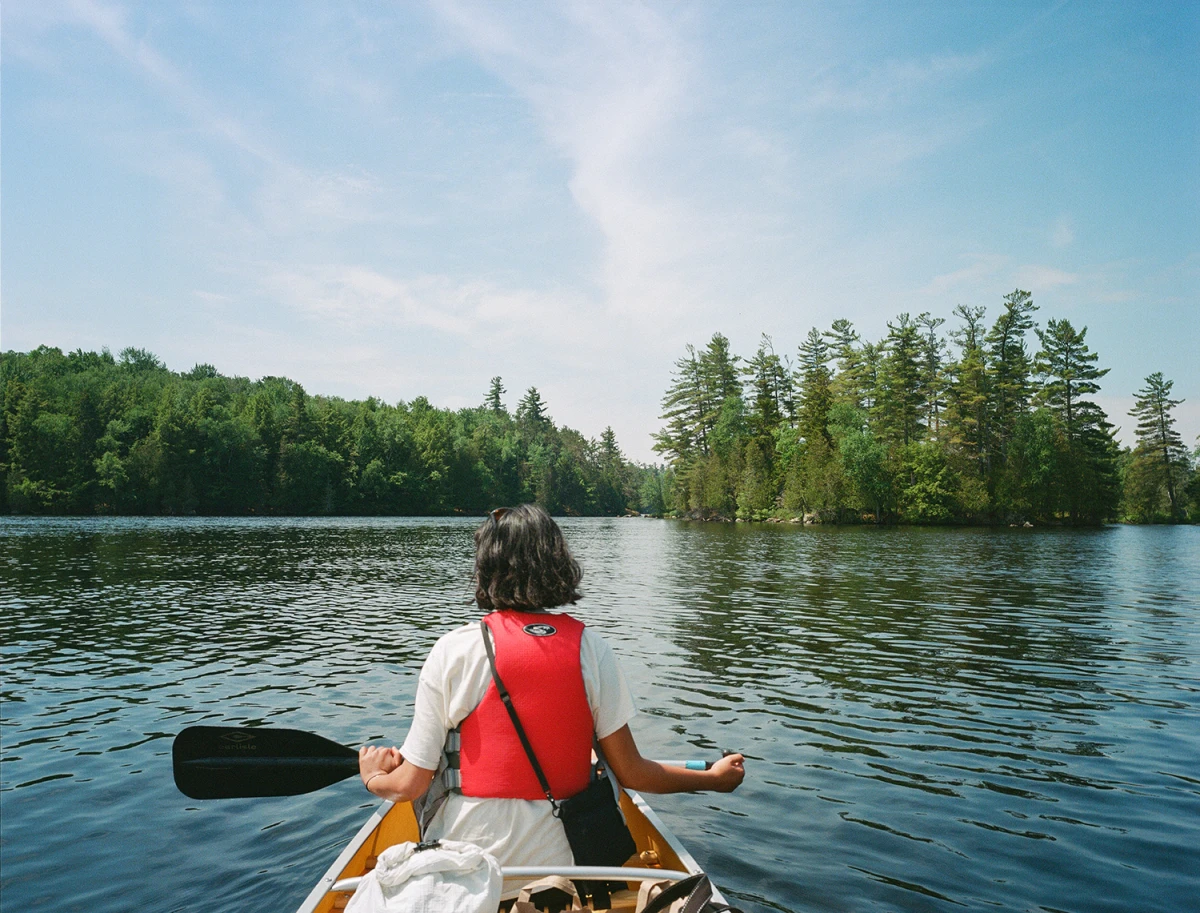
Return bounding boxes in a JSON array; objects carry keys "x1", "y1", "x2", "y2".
[{"x1": 358, "y1": 746, "x2": 436, "y2": 802}]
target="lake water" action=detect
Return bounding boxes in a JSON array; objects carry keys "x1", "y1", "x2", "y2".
[{"x1": 2, "y1": 517, "x2": 1198, "y2": 912}]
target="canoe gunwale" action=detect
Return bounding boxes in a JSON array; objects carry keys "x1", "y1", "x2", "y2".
[
  {"x1": 332, "y1": 866, "x2": 693, "y2": 893},
  {"x1": 294, "y1": 790, "x2": 725, "y2": 911},
  {"x1": 626, "y1": 792, "x2": 727, "y2": 905},
  {"x1": 294, "y1": 800, "x2": 395, "y2": 913}
]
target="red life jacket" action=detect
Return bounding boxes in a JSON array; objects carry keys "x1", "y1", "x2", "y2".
[{"x1": 458, "y1": 610, "x2": 594, "y2": 800}]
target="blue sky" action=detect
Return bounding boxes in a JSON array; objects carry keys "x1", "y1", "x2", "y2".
[{"x1": 3, "y1": 1, "x2": 1197, "y2": 462}]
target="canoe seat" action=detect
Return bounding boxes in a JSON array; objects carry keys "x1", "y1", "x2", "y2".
[
  {"x1": 334, "y1": 882, "x2": 640, "y2": 913},
  {"x1": 499, "y1": 886, "x2": 641, "y2": 912}
]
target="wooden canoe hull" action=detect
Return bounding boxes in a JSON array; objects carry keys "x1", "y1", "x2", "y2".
[{"x1": 295, "y1": 791, "x2": 716, "y2": 913}]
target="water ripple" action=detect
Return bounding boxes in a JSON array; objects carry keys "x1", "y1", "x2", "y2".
[{"x1": 2, "y1": 518, "x2": 1199, "y2": 912}]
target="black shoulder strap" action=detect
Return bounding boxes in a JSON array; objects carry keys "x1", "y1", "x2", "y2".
[{"x1": 479, "y1": 619, "x2": 560, "y2": 812}]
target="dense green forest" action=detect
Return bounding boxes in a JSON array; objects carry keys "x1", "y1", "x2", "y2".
[
  {"x1": 2, "y1": 290, "x2": 1196, "y2": 524},
  {"x1": 0, "y1": 346, "x2": 650, "y2": 516},
  {"x1": 651, "y1": 290, "x2": 1197, "y2": 525}
]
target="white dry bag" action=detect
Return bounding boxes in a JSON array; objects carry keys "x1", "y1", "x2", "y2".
[{"x1": 344, "y1": 839, "x2": 502, "y2": 913}]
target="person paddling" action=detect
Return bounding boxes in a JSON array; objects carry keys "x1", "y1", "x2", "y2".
[{"x1": 357, "y1": 504, "x2": 745, "y2": 875}]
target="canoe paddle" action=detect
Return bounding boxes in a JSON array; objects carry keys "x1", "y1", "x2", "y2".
[
  {"x1": 173, "y1": 726, "x2": 728, "y2": 800},
  {"x1": 173, "y1": 726, "x2": 359, "y2": 799}
]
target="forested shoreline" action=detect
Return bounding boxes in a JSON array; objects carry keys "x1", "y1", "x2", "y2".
[
  {"x1": 2, "y1": 290, "x2": 1196, "y2": 524},
  {"x1": 652, "y1": 289, "x2": 1197, "y2": 525},
  {"x1": 0, "y1": 347, "x2": 650, "y2": 517}
]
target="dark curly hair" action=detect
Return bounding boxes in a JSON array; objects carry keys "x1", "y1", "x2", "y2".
[{"x1": 474, "y1": 504, "x2": 582, "y2": 612}]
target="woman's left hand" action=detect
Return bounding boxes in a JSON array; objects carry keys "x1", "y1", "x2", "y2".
[{"x1": 707, "y1": 752, "x2": 746, "y2": 792}]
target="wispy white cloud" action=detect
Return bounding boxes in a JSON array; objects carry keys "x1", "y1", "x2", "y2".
[
  {"x1": 64, "y1": 0, "x2": 279, "y2": 164},
  {"x1": 1051, "y1": 216, "x2": 1075, "y2": 249},
  {"x1": 431, "y1": 0, "x2": 703, "y2": 324},
  {"x1": 1014, "y1": 265, "x2": 1079, "y2": 290},
  {"x1": 192, "y1": 290, "x2": 234, "y2": 305},
  {"x1": 923, "y1": 255, "x2": 1011, "y2": 296},
  {"x1": 828, "y1": 117, "x2": 986, "y2": 186},
  {"x1": 802, "y1": 51, "x2": 992, "y2": 112},
  {"x1": 261, "y1": 266, "x2": 474, "y2": 335},
  {"x1": 258, "y1": 263, "x2": 605, "y2": 352},
  {"x1": 925, "y1": 258, "x2": 1084, "y2": 299},
  {"x1": 16, "y1": 0, "x2": 388, "y2": 247},
  {"x1": 310, "y1": 68, "x2": 390, "y2": 110},
  {"x1": 254, "y1": 167, "x2": 383, "y2": 236}
]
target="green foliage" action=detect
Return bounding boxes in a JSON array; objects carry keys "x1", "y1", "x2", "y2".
[
  {"x1": 824, "y1": 319, "x2": 868, "y2": 410},
  {"x1": 1033, "y1": 319, "x2": 1118, "y2": 523},
  {"x1": 1, "y1": 351, "x2": 650, "y2": 517},
  {"x1": 944, "y1": 304, "x2": 990, "y2": 480},
  {"x1": 837, "y1": 422, "x2": 892, "y2": 521},
  {"x1": 796, "y1": 434, "x2": 847, "y2": 519},
  {"x1": 485, "y1": 377, "x2": 506, "y2": 415},
  {"x1": 985, "y1": 289, "x2": 1038, "y2": 478},
  {"x1": 1124, "y1": 373, "x2": 1191, "y2": 522},
  {"x1": 736, "y1": 438, "x2": 775, "y2": 518},
  {"x1": 896, "y1": 441, "x2": 954, "y2": 524},
  {"x1": 516, "y1": 387, "x2": 549, "y2": 427},
  {"x1": 637, "y1": 466, "x2": 670, "y2": 516},
  {"x1": 653, "y1": 289, "x2": 1168, "y2": 526},
  {"x1": 743, "y1": 334, "x2": 791, "y2": 442},
  {"x1": 917, "y1": 313, "x2": 947, "y2": 435},
  {"x1": 796, "y1": 328, "x2": 833, "y2": 449},
  {"x1": 654, "y1": 333, "x2": 746, "y2": 513},
  {"x1": 1002, "y1": 408, "x2": 1061, "y2": 522},
  {"x1": 876, "y1": 313, "x2": 925, "y2": 448},
  {"x1": 1185, "y1": 440, "x2": 1200, "y2": 519},
  {"x1": 119, "y1": 347, "x2": 167, "y2": 372}
]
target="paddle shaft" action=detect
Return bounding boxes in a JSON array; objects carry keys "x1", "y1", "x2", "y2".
[{"x1": 173, "y1": 725, "x2": 724, "y2": 799}]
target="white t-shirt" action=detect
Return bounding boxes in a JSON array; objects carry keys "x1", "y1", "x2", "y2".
[{"x1": 399, "y1": 613, "x2": 637, "y2": 874}]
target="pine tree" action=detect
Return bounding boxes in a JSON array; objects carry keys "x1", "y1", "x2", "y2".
[
  {"x1": 699, "y1": 333, "x2": 743, "y2": 429},
  {"x1": 654, "y1": 334, "x2": 743, "y2": 513},
  {"x1": 876, "y1": 313, "x2": 924, "y2": 448},
  {"x1": 596, "y1": 426, "x2": 629, "y2": 514},
  {"x1": 945, "y1": 304, "x2": 990, "y2": 477},
  {"x1": 1035, "y1": 320, "x2": 1108, "y2": 441},
  {"x1": 737, "y1": 437, "x2": 775, "y2": 518},
  {"x1": 796, "y1": 328, "x2": 833, "y2": 448},
  {"x1": 516, "y1": 387, "x2": 550, "y2": 426},
  {"x1": 1033, "y1": 319, "x2": 1116, "y2": 522},
  {"x1": 986, "y1": 289, "x2": 1038, "y2": 465},
  {"x1": 654, "y1": 345, "x2": 709, "y2": 463},
  {"x1": 484, "y1": 377, "x2": 506, "y2": 414},
  {"x1": 825, "y1": 319, "x2": 868, "y2": 410},
  {"x1": 654, "y1": 334, "x2": 742, "y2": 465},
  {"x1": 1128, "y1": 373, "x2": 1188, "y2": 520},
  {"x1": 742, "y1": 334, "x2": 790, "y2": 439},
  {"x1": 859, "y1": 341, "x2": 883, "y2": 414},
  {"x1": 917, "y1": 313, "x2": 947, "y2": 435}
]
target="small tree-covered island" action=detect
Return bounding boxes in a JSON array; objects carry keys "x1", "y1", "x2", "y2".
[{"x1": 2, "y1": 290, "x2": 1196, "y2": 524}]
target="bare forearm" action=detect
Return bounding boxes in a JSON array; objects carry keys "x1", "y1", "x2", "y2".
[
  {"x1": 615, "y1": 757, "x2": 725, "y2": 794},
  {"x1": 359, "y1": 745, "x2": 435, "y2": 803},
  {"x1": 599, "y1": 725, "x2": 745, "y2": 795},
  {"x1": 364, "y1": 761, "x2": 434, "y2": 802}
]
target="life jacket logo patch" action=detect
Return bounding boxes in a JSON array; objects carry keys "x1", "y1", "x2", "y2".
[{"x1": 523, "y1": 623, "x2": 557, "y2": 637}]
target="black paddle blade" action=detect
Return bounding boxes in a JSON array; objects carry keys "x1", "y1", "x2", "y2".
[{"x1": 173, "y1": 726, "x2": 360, "y2": 799}]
